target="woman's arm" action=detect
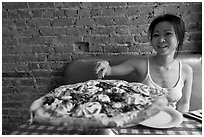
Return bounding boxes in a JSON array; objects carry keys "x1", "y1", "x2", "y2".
[
  {"x1": 95, "y1": 57, "x2": 146, "y2": 78},
  {"x1": 177, "y1": 63, "x2": 193, "y2": 113}
]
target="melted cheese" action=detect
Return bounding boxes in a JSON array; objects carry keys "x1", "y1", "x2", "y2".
[{"x1": 98, "y1": 94, "x2": 110, "y2": 102}]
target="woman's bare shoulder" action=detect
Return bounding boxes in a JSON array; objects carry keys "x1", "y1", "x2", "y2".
[{"x1": 181, "y1": 62, "x2": 193, "y2": 80}]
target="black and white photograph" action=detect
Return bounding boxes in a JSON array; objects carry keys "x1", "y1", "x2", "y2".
[{"x1": 1, "y1": 1, "x2": 202, "y2": 135}]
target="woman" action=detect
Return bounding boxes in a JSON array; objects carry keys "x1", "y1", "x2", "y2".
[{"x1": 95, "y1": 14, "x2": 193, "y2": 113}]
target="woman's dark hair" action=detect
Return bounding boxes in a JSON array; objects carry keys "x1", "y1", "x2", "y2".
[{"x1": 148, "y1": 14, "x2": 185, "y2": 57}]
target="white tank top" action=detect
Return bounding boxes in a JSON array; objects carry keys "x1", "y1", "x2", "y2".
[{"x1": 142, "y1": 58, "x2": 184, "y2": 109}]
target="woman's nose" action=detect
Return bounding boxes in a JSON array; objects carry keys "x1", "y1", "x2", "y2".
[{"x1": 158, "y1": 36, "x2": 166, "y2": 43}]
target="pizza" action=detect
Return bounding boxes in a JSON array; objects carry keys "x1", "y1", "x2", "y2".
[{"x1": 29, "y1": 80, "x2": 168, "y2": 129}]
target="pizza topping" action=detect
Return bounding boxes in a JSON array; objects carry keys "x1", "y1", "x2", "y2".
[
  {"x1": 112, "y1": 102, "x2": 123, "y2": 108},
  {"x1": 98, "y1": 94, "x2": 110, "y2": 103},
  {"x1": 32, "y1": 80, "x2": 168, "y2": 128},
  {"x1": 83, "y1": 102, "x2": 102, "y2": 117}
]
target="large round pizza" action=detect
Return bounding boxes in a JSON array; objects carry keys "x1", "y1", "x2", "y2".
[{"x1": 29, "y1": 80, "x2": 168, "y2": 129}]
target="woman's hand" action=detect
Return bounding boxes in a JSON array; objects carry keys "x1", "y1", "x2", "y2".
[{"x1": 95, "y1": 61, "x2": 111, "y2": 79}]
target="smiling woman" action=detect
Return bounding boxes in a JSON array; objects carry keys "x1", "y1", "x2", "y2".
[{"x1": 95, "y1": 14, "x2": 193, "y2": 113}]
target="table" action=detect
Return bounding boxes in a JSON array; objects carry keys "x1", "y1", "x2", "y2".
[
  {"x1": 112, "y1": 117, "x2": 202, "y2": 135},
  {"x1": 10, "y1": 116, "x2": 202, "y2": 135}
]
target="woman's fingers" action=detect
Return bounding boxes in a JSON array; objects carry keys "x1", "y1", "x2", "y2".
[
  {"x1": 95, "y1": 61, "x2": 110, "y2": 79},
  {"x1": 95, "y1": 62, "x2": 103, "y2": 74}
]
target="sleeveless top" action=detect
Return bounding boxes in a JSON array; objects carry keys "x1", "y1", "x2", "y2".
[{"x1": 142, "y1": 58, "x2": 184, "y2": 109}]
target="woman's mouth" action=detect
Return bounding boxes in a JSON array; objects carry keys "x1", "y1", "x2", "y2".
[{"x1": 158, "y1": 44, "x2": 168, "y2": 49}]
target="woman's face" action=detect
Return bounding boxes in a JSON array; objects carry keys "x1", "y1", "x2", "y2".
[{"x1": 151, "y1": 21, "x2": 179, "y2": 56}]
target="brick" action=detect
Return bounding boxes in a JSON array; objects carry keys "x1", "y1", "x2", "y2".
[
  {"x1": 134, "y1": 35, "x2": 149, "y2": 43},
  {"x1": 2, "y1": 55, "x2": 20, "y2": 63},
  {"x1": 92, "y1": 26, "x2": 114, "y2": 35},
  {"x1": 104, "y1": 45, "x2": 128, "y2": 53},
  {"x1": 54, "y1": 9, "x2": 67, "y2": 18},
  {"x1": 39, "y1": 63, "x2": 51, "y2": 70},
  {"x1": 54, "y1": 45, "x2": 74, "y2": 53},
  {"x1": 2, "y1": 27, "x2": 18, "y2": 37},
  {"x1": 31, "y1": 9, "x2": 43, "y2": 18},
  {"x1": 42, "y1": 9, "x2": 54, "y2": 18},
  {"x1": 101, "y1": 7, "x2": 115, "y2": 16},
  {"x1": 8, "y1": 10, "x2": 19, "y2": 19},
  {"x1": 127, "y1": 6, "x2": 140, "y2": 16},
  {"x1": 40, "y1": 27, "x2": 62, "y2": 36},
  {"x1": 52, "y1": 18, "x2": 74, "y2": 27},
  {"x1": 76, "y1": 17, "x2": 94, "y2": 27},
  {"x1": 26, "y1": 19, "x2": 36, "y2": 27},
  {"x1": 64, "y1": 9, "x2": 77, "y2": 17},
  {"x1": 50, "y1": 62, "x2": 64, "y2": 71},
  {"x1": 78, "y1": 9, "x2": 90, "y2": 17},
  {"x1": 2, "y1": 63, "x2": 17, "y2": 72},
  {"x1": 28, "y1": 63, "x2": 39, "y2": 70},
  {"x1": 115, "y1": 26, "x2": 130, "y2": 35},
  {"x1": 66, "y1": 27, "x2": 90, "y2": 35},
  {"x1": 100, "y1": 2, "x2": 127, "y2": 7},
  {"x1": 18, "y1": 9, "x2": 31, "y2": 19},
  {"x1": 110, "y1": 35, "x2": 135, "y2": 44},
  {"x1": 114, "y1": 17, "x2": 131, "y2": 25},
  {"x1": 73, "y1": 42, "x2": 89, "y2": 52},
  {"x1": 22, "y1": 36, "x2": 45, "y2": 45},
  {"x1": 82, "y1": 2, "x2": 103, "y2": 8},
  {"x1": 114, "y1": 7, "x2": 127, "y2": 16},
  {"x1": 2, "y1": 72, "x2": 30, "y2": 78},
  {"x1": 3, "y1": 2, "x2": 28, "y2": 10},
  {"x1": 48, "y1": 53, "x2": 72, "y2": 61},
  {"x1": 183, "y1": 13, "x2": 202, "y2": 23},
  {"x1": 29, "y1": 2, "x2": 54, "y2": 8},
  {"x1": 36, "y1": 19, "x2": 51, "y2": 27},
  {"x1": 19, "y1": 54, "x2": 39, "y2": 62},
  {"x1": 13, "y1": 19, "x2": 26, "y2": 27},
  {"x1": 89, "y1": 43, "x2": 103, "y2": 52},
  {"x1": 32, "y1": 45, "x2": 55, "y2": 53},
  {"x1": 16, "y1": 63, "x2": 29, "y2": 72},
  {"x1": 52, "y1": 28, "x2": 67, "y2": 36},
  {"x1": 90, "y1": 9, "x2": 101, "y2": 17},
  {"x1": 37, "y1": 54, "x2": 48, "y2": 62},
  {"x1": 55, "y1": 2, "x2": 80, "y2": 8},
  {"x1": 128, "y1": 25, "x2": 149, "y2": 35},
  {"x1": 56, "y1": 35, "x2": 82, "y2": 45},
  {"x1": 84, "y1": 35, "x2": 109, "y2": 45},
  {"x1": 95, "y1": 17, "x2": 113, "y2": 26},
  {"x1": 18, "y1": 28, "x2": 39, "y2": 37},
  {"x1": 129, "y1": 43, "x2": 152, "y2": 53},
  {"x1": 36, "y1": 77, "x2": 51, "y2": 85}
]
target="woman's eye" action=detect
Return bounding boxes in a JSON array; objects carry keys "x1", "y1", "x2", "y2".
[
  {"x1": 166, "y1": 32, "x2": 172, "y2": 36},
  {"x1": 153, "y1": 34, "x2": 159, "y2": 37}
]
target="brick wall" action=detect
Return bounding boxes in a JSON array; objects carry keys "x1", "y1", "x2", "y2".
[{"x1": 2, "y1": 2, "x2": 202, "y2": 134}]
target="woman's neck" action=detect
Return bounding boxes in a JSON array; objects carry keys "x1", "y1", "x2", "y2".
[{"x1": 154, "y1": 54, "x2": 175, "y2": 67}]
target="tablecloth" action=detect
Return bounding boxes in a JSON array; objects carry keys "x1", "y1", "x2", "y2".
[
  {"x1": 111, "y1": 117, "x2": 202, "y2": 135},
  {"x1": 10, "y1": 117, "x2": 202, "y2": 135}
]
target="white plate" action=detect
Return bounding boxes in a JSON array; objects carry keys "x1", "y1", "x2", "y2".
[{"x1": 140, "y1": 107, "x2": 183, "y2": 128}]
